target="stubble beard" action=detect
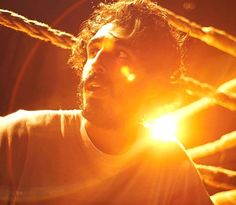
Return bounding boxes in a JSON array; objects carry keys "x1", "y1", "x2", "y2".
[
  {"x1": 82, "y1": 99, "x2": 125, "y2": 129},
  {"x1": 78, "y1": 82, "x2": 141, "y2": 131},
  {"x1": 80, "y1": 84, "x2": 123, "y2": 130}
]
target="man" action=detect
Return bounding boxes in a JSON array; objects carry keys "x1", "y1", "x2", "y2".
[{"x1": 0, "y1": 0, "x2": 213, "y2": 204}]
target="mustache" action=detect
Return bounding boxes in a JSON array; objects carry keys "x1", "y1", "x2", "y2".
[
  {"x1": 82, "y1": 73, "x2": 114, "y2": 94},
  {"x1": 83, "y1": 73, "x2": 112, "y2": 86}
]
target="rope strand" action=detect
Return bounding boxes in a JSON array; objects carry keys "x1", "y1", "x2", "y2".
[
  {"x1": 1, "y1": 7, "x2": 236, "y2": 56},
  {"x1": 158, "y1": 6, "x2": 236, "y2": 57},
  {"x1": 196, "y1": 164, "x2": 236, "y2": 190},
  {"x1": 188, "y1": 131, "x2": 236, "y2": 160},
  {"x1": 0, "y1": 9, "x2": 77, "y2": 49},
  {"x1": 178, "y1": 76, "x2": 236, "y2": 111}
]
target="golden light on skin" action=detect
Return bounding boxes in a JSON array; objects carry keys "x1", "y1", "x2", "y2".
[
  {"x1": 103, "y1": 39, "x2": 114, "y2": 52},
  {"x1": 82, "y1": 44, "x2": 115, "y2": 82},
  {"x1": 120, "y1": 66, "x2": 136, "y2": 82},
  {"x1": 82, "y1": 24, "x2": 115, "y2": 81},
  {"x1": 143, "y1": 114, "x2": 179, "y2": 142},
  {"x1": 91, "y1": 23, "x2": 115, "y2": 52}
]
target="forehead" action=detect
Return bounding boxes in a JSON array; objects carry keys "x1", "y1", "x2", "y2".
[
  {"x1": 89, "y1": 23, "x2": 133, "y2": 49},
  {"x1": 91, "y1": 23, "x2": 114, "y2": 40},
  {"x1": 88, "y1": 23, "x2": 178, "y2": 76}
]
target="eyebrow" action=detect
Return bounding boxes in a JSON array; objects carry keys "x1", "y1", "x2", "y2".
[{"x1": 87, "y1": 34, "x2": 130, "y2": 50}]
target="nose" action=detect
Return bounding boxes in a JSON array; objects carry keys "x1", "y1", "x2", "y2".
[
  {"x1": 82, "y1": 49, "x2": 106, "y2": 80},
  {"x1": 91, "y1": 48, "x2": 107, "y2": 74},
  {"x1": 83, "y1": 46, "x2": 114, "y2": 81}
]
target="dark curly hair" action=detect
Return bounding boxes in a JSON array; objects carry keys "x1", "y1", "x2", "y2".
[{"x1": 69, "y1": 0, "x2": 186, "y2": 78}]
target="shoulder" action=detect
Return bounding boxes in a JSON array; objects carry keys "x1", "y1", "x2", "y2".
[{"x1": 0, "y1": 109, "x2": 82, "y2": 140}]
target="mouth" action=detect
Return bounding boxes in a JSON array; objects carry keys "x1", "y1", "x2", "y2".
[{"x1": 84, "y1": 75, "x2": 112, "y2": 98}]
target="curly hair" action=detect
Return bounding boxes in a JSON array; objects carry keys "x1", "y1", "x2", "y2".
[{"x1": 69, "y1": 0, "x2": 186, "y2": 78}]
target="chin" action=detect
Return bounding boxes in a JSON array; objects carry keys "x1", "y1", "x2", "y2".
[{"x1": 82, "y1": 99, "x2": 122, "y2": 130}]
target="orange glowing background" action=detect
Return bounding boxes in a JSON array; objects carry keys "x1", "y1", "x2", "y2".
[{"x1": 0, "y1": 0, "x2": 236, "y2": 149}]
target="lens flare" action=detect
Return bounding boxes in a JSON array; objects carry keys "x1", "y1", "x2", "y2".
[
  {"x1": 143, "y1": 114, "x2": 178, "y2": 142},
  {"x1": 120, "y1": 66, "x2": 136, "y2": 82}
]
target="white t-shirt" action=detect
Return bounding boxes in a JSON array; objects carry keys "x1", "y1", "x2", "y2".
[{"x1": 0, "y1": 110, "x2": 213, "y2": 205}]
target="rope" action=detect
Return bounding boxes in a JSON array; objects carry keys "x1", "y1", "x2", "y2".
[
  {"x1": 1, "y1": 6, "x2": 236, "y2": 56},
  {"x1": 158, "y1": 6, "x2": 236, "y2": 57},
  {"x1": 196, "y1": 164, "x2": 236, "y2": 190},
  {"x1": 0, "y1": 9, "x2": 77, "y2": 49},
  {"x1": 178, "y1": 76, "x2": 236, "y2": 111},
  {"x1": 164, "y1": 78, "x2": 236, "y2": 127},
  {"x1": 188, "y1": 131, "x2": 236, "y2": 160},
  {"x1": 211, "y1": 189, "x2": 236, "y2": 205}
]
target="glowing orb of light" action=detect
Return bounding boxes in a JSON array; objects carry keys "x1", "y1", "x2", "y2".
[
  {"x1": 120, "y1": 66, "x2": 136, "y2": 82},
  {"x1": 143, "y1": 114, "x2": 178, "y2": 142}
]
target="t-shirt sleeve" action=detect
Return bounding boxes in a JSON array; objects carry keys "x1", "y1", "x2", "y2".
[{"x1": 0, "y1": 109, "x2": 82, "y2": 204}]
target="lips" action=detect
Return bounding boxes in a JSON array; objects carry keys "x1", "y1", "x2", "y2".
[{"x1": 84, "y1": 74, "x2": 113, "y2": 97}]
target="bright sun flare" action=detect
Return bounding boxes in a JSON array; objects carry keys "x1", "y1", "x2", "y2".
[{"x1": 143, "y1": 114, "x2": 178, "y2": 142}]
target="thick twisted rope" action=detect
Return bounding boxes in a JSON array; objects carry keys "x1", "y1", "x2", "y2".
[
  {"x1": 0, "y1": 9, "x2": 77, "y2": 49},
  {"x1": 211, "y1": 189, "x2": 236, "y2": 205},
  {"x1": 196, "y1": 164, "x2": 236, "y2": 190},
  {"x1": 178, "y1": 76, "x2": 236, "y2": 111},
  {"x1": 160, "y1": 6, "x2": 236, "y2": 57},
  {"x1": 189, "y1": 132, "x2": 236, "y2": 191},
  {"x1": 188, "y1": 131, "x2": 236, "y2": 160},
  {"x1": 1, "y1": 6, "x2": 236, "y2": 56},
  {"x1": 165, "y1": 78, "x2": 236, "y2": 127}
]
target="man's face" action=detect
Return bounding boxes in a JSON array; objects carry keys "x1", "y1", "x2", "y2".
[{"x1": 81, "y1": 23, "x2": 174, "y2": 129}]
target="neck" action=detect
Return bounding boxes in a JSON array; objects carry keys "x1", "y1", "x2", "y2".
[{"x1": 84, "y1": 119, "x2": 141, "y2": 155}]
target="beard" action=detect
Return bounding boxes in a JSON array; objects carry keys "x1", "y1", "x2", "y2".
[
  {"x1": 82, "y1": 97, "x2": 123, "y2": 129},
  {"x1": 78, "y1": 79, "x2": 123, "y2": 129}
]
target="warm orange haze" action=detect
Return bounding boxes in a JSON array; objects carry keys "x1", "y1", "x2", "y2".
[{"x1": 0, "y1": 0, "x2": 236, "y2": 205}]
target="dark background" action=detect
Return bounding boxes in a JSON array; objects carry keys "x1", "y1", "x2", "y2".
[{"x1": 0, "y1": 0, "x2": 236, "y2": 148}]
